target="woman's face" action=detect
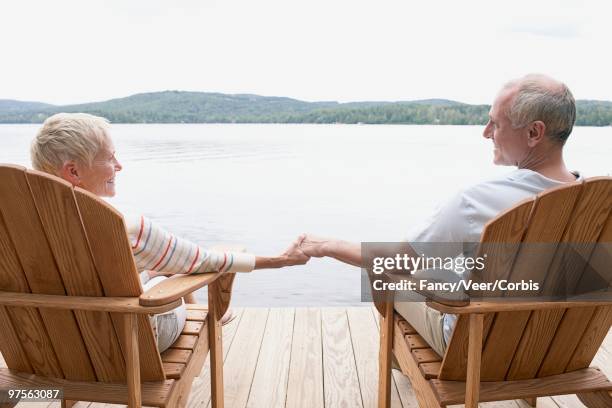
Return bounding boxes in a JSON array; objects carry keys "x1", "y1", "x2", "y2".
[{"x1": 77, "y1": 136, "x2": 122, "y2": 197}]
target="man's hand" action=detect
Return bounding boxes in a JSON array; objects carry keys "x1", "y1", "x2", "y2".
[{"x1": 297, "y1": 234, "x2": 331, "y2": 258}]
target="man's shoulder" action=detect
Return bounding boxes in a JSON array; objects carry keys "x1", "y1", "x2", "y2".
[{"x1": 460, "y1": 169, "x2": 560, "y2": 201}]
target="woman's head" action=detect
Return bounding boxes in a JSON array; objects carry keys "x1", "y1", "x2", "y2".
[{"x1": 31, "y1": 113, "x2": 122, "y2": 197}]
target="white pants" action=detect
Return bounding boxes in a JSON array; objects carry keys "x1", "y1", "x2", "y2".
[{"x1": 141, "y1": 274, "x2": 187, "y2": 352}]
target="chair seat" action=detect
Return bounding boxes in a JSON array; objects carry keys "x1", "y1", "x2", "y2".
[
  {"x1": 161, "y1": 304, "x2": 208, "y2": 379},
  {"x1": 394, "y1": 314, "x2": 442, "y2": 379}
]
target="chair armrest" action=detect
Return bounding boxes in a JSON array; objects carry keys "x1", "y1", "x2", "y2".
[
  {"x1": 140, "y1": 272, "x2": 219, "y2": 306},
  {"x1": 426, "y1": 299, "x2": 612, "y2": 314},
  {"x1": 0, "y1": 291, "x2": 181, "y2": 314}
]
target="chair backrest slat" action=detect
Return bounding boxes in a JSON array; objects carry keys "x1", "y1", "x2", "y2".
[
  {"x1": 537, "y1": 306, "x2": 597, "y2": 377},
  {"x1": 25, "y1": 169, "x2": 127, "y2": 382},
  {"x1": 542, "y1": 178, "x2": 612, "y2": 297},
  {"x1": 444, "y1": 198, "x2": 534, "y2": 381},
  {"x1": 74, "y1": 188, "x2": 165, "y2": 381},
  {"x1": 566, "y1": 305, "x2": 612, "y2": 372},
  {"x1": 0, "y1": 306, "x2": 32, "y2": 373},
  {"x1": 0, "y1": 209, "x2": 63, "y2": 378},
  {"x1": 438, "y1": 313, "x2": 495, "y2": 380},
  {"x1": 0, "y1": 165, "x2": 96, "y2": 380}
]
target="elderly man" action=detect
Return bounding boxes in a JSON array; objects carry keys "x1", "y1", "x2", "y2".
[{"x1": 299, "y1": 74, "x2": 580, "y2": 355}]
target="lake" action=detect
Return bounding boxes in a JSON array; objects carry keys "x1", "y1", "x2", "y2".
[{"x1": 1, "y1": 124, "x2": 610, "y2": 305}]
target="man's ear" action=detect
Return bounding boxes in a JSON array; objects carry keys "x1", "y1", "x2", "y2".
[
  {"x1": 527, "y1": 120, "x2": 546, "y2": 147},
  {"x1": 59, "y1": 161, "x2": 81, "y2": 186}
]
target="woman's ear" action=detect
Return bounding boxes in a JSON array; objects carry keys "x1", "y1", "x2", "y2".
[{"x1": 59, "y1": 161, "x2": 81, "y2": 186}]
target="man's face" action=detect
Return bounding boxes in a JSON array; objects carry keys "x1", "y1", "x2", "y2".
[{"x1": 482, "y1": 88, "x2": 529, "y2": 166}]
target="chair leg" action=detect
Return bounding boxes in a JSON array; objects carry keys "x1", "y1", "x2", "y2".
[
  {"x1": 465, "y1": 313, "x2": 484, "y2": 408},
  {"x1": 124, "y1": 313, "x2": 142, "y2": 408},
  {"x1": 61, "y1": 400, "x2": 76, "y2": 408},
  {"x1": 378, "y1": 304, "x2": 394, "y2": 408},
  {"x1": 577, "y1": 391, "x2": 612, "y2": 408},
  {"x1": 208, "y1": 281, "x2": 224, "y2": 408},
  {"x1": 523, "y1": 397, "x2": 537, "y2": 407}
]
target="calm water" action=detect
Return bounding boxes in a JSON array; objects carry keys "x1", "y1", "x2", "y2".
[{"x1": 1, "y1": 124, "x2": 610, "y2": 305}]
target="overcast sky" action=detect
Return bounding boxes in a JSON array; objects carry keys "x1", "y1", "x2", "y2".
[{"x1": 1, "y1": 0, "x2": 611, "y2": 105}]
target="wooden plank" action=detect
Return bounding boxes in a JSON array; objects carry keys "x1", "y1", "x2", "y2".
[
  {"x1": 322, "y1": 308, "x2": 363, "y2": 408},
  {"x1": 214, "y1": 308, "x2": 269, "y2": 408},
  {"x1": 285, "y1": 308, "x2": 324, "y2": 408},
  {"x1": 419, "y1": 362, "x2": 441, "y2": 379},
  {"x1": 392, "y1": 318, "x2": 443, "y2": 407},
  {"x1": 74, "y1": 188, "x2": 165, "y2": 382},
  {"x1": 247, "y1": 308, "x2": 295, "y2": 408},
  {"x1": 0, "y1": 306, "x2": 32, "y2": 373},
  {"x1": 0, "y1": 291, "x2": 181, "y2": 314},
  {"x1": 161, "y1": 349, "x2": 192, "y2": 364},
  {"x1": 538, "y1": 307, "x2": 596, "y2": 377},
  {"x1": 186, "y1": 308, "x2": 244, "y2": 408},
  {"x1": 507, "y1": 182, "x2": 583, "y2": 290},
  {"x1": 173, "y1": 335, "x2": 198, "y2": 350},
  {"x1": 405, "y1": 334, "x2": 429, "y2": 350},
  {"x1": 183, "y1": 321, "x2": 203, "y2": 335},
  {"x1": 566, "y1": 305, "x2": 612, "y2": 372},
  {"x1": 473, "y1": 199, "x2": 534, "y2": 295},
  {"x1": 347, "y1": 307, "x2": 387, "y2": 408},
  {"x1": 124, "y1": 314, "x2": 141, "y2": 407},
  {"x1": 466, "y1": 314, "x2": 484, "y2": 408},
  {"x1": 431, "y1": 367, "x2": 612, "y2": 405},
  {"x1": 439, "y1": 313, "x2": 494, "y2": 381},
  {"x1": 412, "y1": 348, "x2": 442, "y2": 364},
  {"x1": 506, "y1": 309, "x2": 566, "y2": 380},
  {"x1": 26, "y1": 170, "x2": 125, "y2": 382},
  {"x1": 370, "y1": 307, "x2": 408, "y2": 408},
  {"x1": 543, "y1": 178, "x2": 612, "y2": 297},
  {"x1": 162, "y1": 362, "x2": 185, "y2": 379},
  {"x1": 0, "y1": 165, "x2": 95, "y2": 380},
  {"x1": 480, "y1": 311, "x2": 531, "y2": 381},
  {"x1": 187, "y1": 309, "x2": 207, "y2": 321}
]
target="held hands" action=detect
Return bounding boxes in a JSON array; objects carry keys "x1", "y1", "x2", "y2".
[
  {"x1": 280, "y1": 239, "x2": 310, "y2": 266},
  {"x1": 296, "y1": 234, "x2": 330, "y2": 258}
]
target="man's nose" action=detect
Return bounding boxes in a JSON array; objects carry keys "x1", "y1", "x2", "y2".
[
  {"x1": 115, "y1": 160, "x2": 123, "y2": 171},
  {"x1": 483, "y1": 123, "x2": 492, "y2": 139}
]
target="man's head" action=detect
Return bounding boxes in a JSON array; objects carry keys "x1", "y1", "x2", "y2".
[
  {"x1": 31, "y1": 113, "x2": 122, "y2": 197},
  {"x1": 483, "y1": 74, "x2": 576, "y2": 166}
]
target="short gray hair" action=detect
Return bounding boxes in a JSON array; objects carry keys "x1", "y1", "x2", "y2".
[
  {"x1": 505, "y1": 74, "x2": 576, "y2": 144},
  {"x1": 31, "y1": 113, "x2": 110, "y2": 175}
]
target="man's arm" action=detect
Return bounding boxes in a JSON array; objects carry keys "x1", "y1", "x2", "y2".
[{"x1": 299, "y1": 235, "x2": 362, "y2": 266}]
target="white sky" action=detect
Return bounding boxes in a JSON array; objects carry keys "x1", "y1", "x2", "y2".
[{"x1": 1, "y1": 0, "x2": 611, "y2": 105}]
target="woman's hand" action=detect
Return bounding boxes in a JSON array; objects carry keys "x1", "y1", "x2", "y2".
[{"x1": 254, "y1": 239, "x2": 310, "y2": 269}]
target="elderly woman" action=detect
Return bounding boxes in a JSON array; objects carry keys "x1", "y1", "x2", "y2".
[{"x1": 31, "y1": 112, "x2": 309, "y2": 352}]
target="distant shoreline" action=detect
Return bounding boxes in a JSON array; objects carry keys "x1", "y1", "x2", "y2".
[{"x1": 2, "y1": 91, "x2": 611, "y2": 126}]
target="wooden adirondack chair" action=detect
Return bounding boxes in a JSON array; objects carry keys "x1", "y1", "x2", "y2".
[
  {"x1": 0, "y1": 164, "x2": 235, "y2": 408},
  {"x1": 376, "y1": 177, "x2": 612, "y2": 408}
]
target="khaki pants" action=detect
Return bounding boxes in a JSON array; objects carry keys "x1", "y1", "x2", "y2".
[{"x1": 393, "y1": 301, "x2": 446, "y2": 356}]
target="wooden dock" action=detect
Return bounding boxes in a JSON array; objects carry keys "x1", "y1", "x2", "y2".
[{"x1": 2, "y1": 307, "x2": 611, "y2": 408}]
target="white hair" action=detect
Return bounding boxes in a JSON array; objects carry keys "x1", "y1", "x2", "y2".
[
  {"x1": 31, "y1": 113, "x2": 110, "y2": 175},
  {"x1": 504, "y1": 74, "x2": 576, "y2": 144}
]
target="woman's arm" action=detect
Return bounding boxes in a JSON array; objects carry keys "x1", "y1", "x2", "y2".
[{"x1": 128, "y1": 215, "x2": 308, "y2": 276}]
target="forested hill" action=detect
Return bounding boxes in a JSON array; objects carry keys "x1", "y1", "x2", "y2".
[{"x1": 1, "y1": 91, "x2": 611, "y2": 126}]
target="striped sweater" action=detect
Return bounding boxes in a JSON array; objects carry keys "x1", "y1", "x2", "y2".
[{"x1": 126, "y1": 215, "x2": 256, "y2": 276}]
